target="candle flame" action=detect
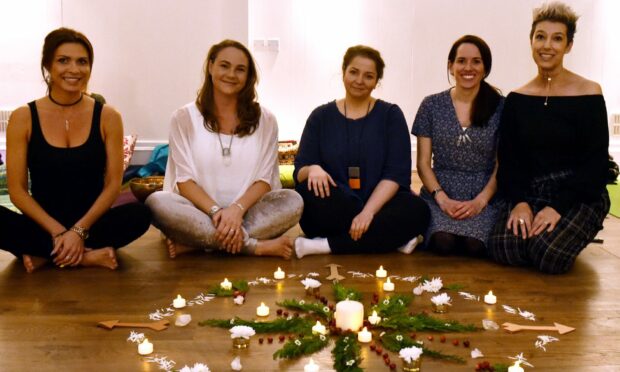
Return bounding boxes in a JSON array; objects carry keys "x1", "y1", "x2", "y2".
[
  {"x1": 315, "y1": 321, "x2": 322, "y2": 326},
  {"x1": 386, "y1": 277, "x2": 391, "y2": 283},
  {"x1": 372, "y1": 310, "x2": 377, "y2": 316},
  {"x1": 488, "y1": 290, "x2": 494, "y2": 296},
  {"x1": 260, "y1": 302, "x2": 266, "y2": 306},
  {"x1": 379, "y1": 265, "x2": 384, "y2": 270},
  {"x1": 362, "y1": 327, "x2": 368, "y2": 332}
]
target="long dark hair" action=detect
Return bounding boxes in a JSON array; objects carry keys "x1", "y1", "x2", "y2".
[
  {"x1": 342, "y1": 45, "x2": 385, "y2": 81},
  {"x1": 41, "y1": 27, "x2": 94, "y2": 93},
  {"x1": 447, "y1": 35, "x2": 501, "y2": 127},
  {"x1": 196, "y1": 39, "x2": 260, "y2": 137}
]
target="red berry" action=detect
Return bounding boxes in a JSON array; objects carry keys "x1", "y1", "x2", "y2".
[
  {"x1": 293, "y1": 312, "x2": 300, "y2": 318},
  {"x1": 258, "y1": 338, "x2": 264, "y2": 344},
  {"x1": 384, "y1": 358, "x2": 391, "y2": 366},
  {"x1": 440, "y1": 335, "x2": 446, "y2": 343},
  {"x1": 329, "y1": 304, "x2": 335, "y2": 310},
  {"x1": 482, "y1": 361, "x2": 490, "y2": 368},
  {"x1": 233, "y1": 290, "x2": 240, "y2": 297},
  {"x1": 278, "y1": 335, "x2": 285, "y2": 342},
  {"x1": 363, "y1": 320, "x2": 370, "y2": 327},
  {"x1": 276, "y1": 309, "x2": 283, "y2": 316},
  {"x1": 267, "y1": 337, "x2": 273, "y2": 343},
  {"x1": 383, "y1": 352, "x2": 389, "y2": 359},
  {"x1": 410, "y1": 333, "x2": 416, "y2": 339},
  {"x1": 282, "y1": 311, "x2": 289, "y2": 317},
  {"x1": 370, "y1": 344, "x2": 376, "y2": 351},
  {"x1": 475, "y1": 363, "x2": 482, "y2": 371},
  {"x1": 463, "y1": 340, "x2": 470, "y2": 348},
  {"x1": 389, "y1": 363, "x2": 396, "y2": 370},
  {"x1": 427, "y1": 335, "x2": 434, "y2": 341},
  {"x1": 452, "y1": 339, "x2": 459, "y2": 346},
  {"x1": 376, "y1": 346, "x2": 383, "y2": 354}
]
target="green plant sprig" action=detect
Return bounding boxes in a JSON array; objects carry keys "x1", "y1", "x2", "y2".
[
  {"x1": 206, "y1": 279, "x2": 249, "y2": 297},
  {"x1": 277, "y1": 299, "x2": 333, "y2": 320},
  {"x1": 372, "y1": 294, "x2": 412, "y2": 317},
  {"x1": 332, "y1": 333, "x2": 363, "y2": 372},
  {"x1": 379, "y1": 332, "x2": 465, "y2": 364},
  {"x1": 333, "y1": 283, "x2": 363, "y2": 302},
  {"x1": 273, "y1": 334, "x2": 330, "y2": 360},
  {"x1": 380, "y1": 312, "x2": 479, "y2": 333},
  {"x1": 199, "y1": 316, "x2": 312, "y2": 334}
]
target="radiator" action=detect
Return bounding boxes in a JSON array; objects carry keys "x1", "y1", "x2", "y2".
[{"x1": 0, "y1": 109, "x2": 11, "y2": 134}]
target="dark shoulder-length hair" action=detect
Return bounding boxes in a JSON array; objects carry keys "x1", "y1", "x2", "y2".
[
  {"x1": 41, "y1": 27, "x2": 94, "y2": 92},
  {"x1": 196, "y1": 39, "x2": 261, "y2": 137},
  {"x1": 447, "y1": 35, "x2": 501, "y2": 127}
]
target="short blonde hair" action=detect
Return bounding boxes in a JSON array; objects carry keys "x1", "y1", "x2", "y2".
[{"x1": 530, "y1": 2, "x2": 579, "y2": 43}]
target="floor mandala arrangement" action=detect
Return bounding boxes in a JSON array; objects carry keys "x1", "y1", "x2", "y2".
[{"x1": 112, "y1": 266, "x2": 572, "y2": 371}]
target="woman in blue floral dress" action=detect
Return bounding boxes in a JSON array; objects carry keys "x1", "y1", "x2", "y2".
[{"x1": 411, "y1": 35, "x2": 503, "y2": 256}]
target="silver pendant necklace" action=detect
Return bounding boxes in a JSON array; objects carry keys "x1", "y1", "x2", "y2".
[{"x1": 217, "y1": 131, "x2": 234, "y2": 166}]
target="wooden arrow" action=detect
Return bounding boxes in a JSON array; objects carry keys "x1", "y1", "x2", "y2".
[
  {"x1": 98, "y1": 319, "x2": 170, "y2": 331},
  {"x1": 325, "y1": 263, "x2": 345, "y2": 281},
  {"x1": 502, "y1": 322, "x2": 575, "y2": 335}
]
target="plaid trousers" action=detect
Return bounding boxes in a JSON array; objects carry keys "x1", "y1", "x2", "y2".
[{"x1": 488, "y1": 171, "x2": 610, "y2": 274}]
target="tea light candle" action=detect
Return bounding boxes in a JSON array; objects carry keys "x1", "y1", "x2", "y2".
[
  {"x1": 138, "y1": 338, "x2": 153, "y2": 355},
  {"x1": 484, "y1": 291, "x2": 497, "y2": 305},
  {"x1": 274, "y1": 267, "x2": 285, "y2": 280},
  {"x1": 383, "y1": 277, "x2": 395, "y2": 291},
  {"x1": 375, "y1": 265, "x2": 387, "y2": 278},
  {"x1": 508, "y1": 361, "x2": 524, "y2": 372},
  {"x1": 220, "y1": 278, "x2": 232, "y2": 290},
  {"x1": 256, "y1": 302, "x2": 270, "y2": 317},
  {"x1": 172, "y1": 294, "x2": 186, "y2": 309},
  {"x1": 304, "y1": 358, "x2": 320, "y2": 372},
  {"x1": 368, "y1": 310, "x2": 381, "y2": 325},
  {"x1": 334, "y1": 299, "x2": 364, "y2": 331},
  {"x1": 311, "y1": 320, "x2": 327, "y2": 335},
  {"x1": 357, "y1": 326, "x2": 372, "y2": 343}
]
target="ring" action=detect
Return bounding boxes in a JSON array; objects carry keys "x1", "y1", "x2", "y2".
[
  {"x1": 518, "y1": 218, "x2": 525, "y2": 225},
  {"x1": 67, "y1": 255, "x2": 72, "y2": 259}
]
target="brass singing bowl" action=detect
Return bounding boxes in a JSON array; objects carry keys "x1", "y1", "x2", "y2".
[{"x1": 129, "y1": 176, "x2": 164, "y2": 202}]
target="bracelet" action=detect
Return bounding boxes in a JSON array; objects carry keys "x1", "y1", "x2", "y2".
[
  {"x1": 232, "y1": 202, "x2": 245, "y2": 212},
  {"x1": 52, "y1": 230, "x2": 67, "y2": 241},
  {"x1": 69, "y1": 225, "x2": 89, "y2": 240}
]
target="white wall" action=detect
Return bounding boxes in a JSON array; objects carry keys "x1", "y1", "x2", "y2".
[{"x1": 1, "y1": 0, "x2": 619, "y2": 158}]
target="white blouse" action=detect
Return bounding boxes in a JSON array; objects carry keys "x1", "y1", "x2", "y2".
[{"x1": 163, "y1": 102, "x2": 281, "y2": 207}]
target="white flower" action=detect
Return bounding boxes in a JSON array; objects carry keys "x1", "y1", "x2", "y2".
[
  {"x1": 482, "y1": 319, "x2": 499, "y2": 330},
  {"x1": 233, "y1": 295, "x2": 245, "y2": 305},
  {"x1": 323, "y1": 306, "x2": 330, "y2": 313},
  {"x1": 430, "y1": 293, "x2": 452, "y2": 306},
  {"x1": 503, "y1": 305, "x2": 517, "y2": 314},
  {"x1": 295, "y1": 340, "x2": 302, "y2": 346},
  {"x1": 230, "y1": 356, "x2": 242, "y2": 371},
  {"x1": 383, "y1": 299, "x2": 390, "y2": 305},
  {"x1": 230, "y1": 318, "x2": 235, "y2": 324},
  {"x1": 413, "y1": 285, "x2": 424, "y2": 296},
  {"x1": 421, "y1": 277, "x2": 443, "y2": 293},
  {"x1": 319, "y1": 335, "x2": 326, "y2": 341},
  {"x1": 535, "y1": 335, "x2": 559, "y2": 351},
  {"x1": 179, "y1": 366, "x2": 192, "y2": 372},
  {"x1": 301, "y1": 278, "x2": 322, "y2": 289},
  {"x1": 127, "y1": 331, "x2": 145, "y2": 343},
  {"x1": 230, "y1": 325, "x2": 256, "y2": 339},
  {"x1": 471, "y1": 348, "x2": 484, "y2": 358},
  {"x1": 458, "y1": 291, "x2": 480, "y2": 301},
  {"x1": 508, "y1": 352, "x2": 534, "y2": 368},
  {"x1": 399, "y1": 346, "x2": 423, "y2": 362},
  {"x1": 346, "y1": 359, "x2": 355, "y2": 366},
  {"x1": 518, "y1": 308, "x2": 536, "y2": 321},
  {"x1": 307, "y1": 272, "x2": 320, "y2": 277},
  {"x1": 299, "y1": 300, "x2": 305, "y2": 305},
  {"x1": 175, "y1": 314, "x2": 192, "y2": 327},
  {"x1": 396, "y1": 335, "x2": 403, "y2": 342},
  {"x1": 178, "y1": 363, "x2": 210, "y2": 372}
]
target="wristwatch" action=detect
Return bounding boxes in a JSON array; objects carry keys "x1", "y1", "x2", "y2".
[
  {"x1": 431, "y1": 187, "x2": 444, "y2": 198},
  {"x1": 207, "y1": 205, "x2": 222, "y2": 218},
  {"x1": 70, "y1": 225, "x2": 89, "y2": 240}
]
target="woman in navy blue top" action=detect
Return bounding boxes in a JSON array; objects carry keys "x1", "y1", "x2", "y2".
[{"x1": 294, "y1": 45, "x2": 429, "y2": 257}]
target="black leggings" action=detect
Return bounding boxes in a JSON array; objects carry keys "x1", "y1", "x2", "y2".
[
  {"x1": 0, "y1": 203, "x2": 151, "y2": 258},
  {"x1": 427, "y1": 231, "x2": 486, "y2": 257},
  {"x1": 296, "y1": 183, "x2": 430, "y2": 254}
]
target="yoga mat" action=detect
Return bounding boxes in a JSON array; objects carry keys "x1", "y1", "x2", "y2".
[{"x1": 607, "y1": 183, "x2": 620, "y2": 218}]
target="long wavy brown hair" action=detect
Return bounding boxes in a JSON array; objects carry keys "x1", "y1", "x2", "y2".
[{"x1": 196, "y1": 40, "x2": 261, "y2": 137}]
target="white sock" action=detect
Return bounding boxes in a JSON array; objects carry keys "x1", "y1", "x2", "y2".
[
  {"x1": 295, "y1": 237, "x2": 331, "y2": 259},
  {"x1": 398, "y1": 235, "x2": 424, "y2": 254}
]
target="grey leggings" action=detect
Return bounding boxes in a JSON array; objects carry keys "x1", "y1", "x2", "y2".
[{"x1": 146, "y1": 189, "x2": 303, "y2": 254}]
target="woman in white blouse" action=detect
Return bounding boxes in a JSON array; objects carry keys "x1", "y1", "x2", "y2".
[{"x1": 146, "y1": 40, "x2": 303, "y2": 259}]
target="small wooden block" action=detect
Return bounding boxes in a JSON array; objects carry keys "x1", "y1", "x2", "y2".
[{"x1": 325, "y1": 263, "x2": 345, "y2": 281}]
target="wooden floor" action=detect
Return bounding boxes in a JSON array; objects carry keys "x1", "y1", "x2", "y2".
[{"x1": 1, "y1": 192, "x2": 620, "y2": 371}]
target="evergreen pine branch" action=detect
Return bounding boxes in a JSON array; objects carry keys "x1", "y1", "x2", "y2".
[
  {"x1": 206, "y1": 280, "x2": 249, "y2": 297},
  {"x1": 442, "y1": 283, "x2": 466, "y2": 291},
  {"x1": 277, "y1": 299, "x2": 333, "y2": 320},
  {"x1": 199, "y1": 316, "x2": 313, "y2": 334},
  {"x1": 493, "y1": 364, "x2": 509, "y2": 372},
  {"x1": 332, "y1": 333, "x2": 363, "y2": 372},
  {"x1": 379, "y1": 332, "x2": 465, "y2": 364},
  {"x1": 372, "y1": 294, "x2": 412, "y2": 317},
  {"x1": 333, "y1": 283, "x2": 363, "y2": 302},
  {"x1": 272, "y1": 334, "x2": 330, "y2": 360},
  {"x1": 380, "y1": 312, "x2": 479, "y2": 333}
]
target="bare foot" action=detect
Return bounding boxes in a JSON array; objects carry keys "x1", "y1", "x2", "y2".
[
  {"x1": 81, "y1": 247, "x2": 118, "y2": 270},
  {"x1": 22, "y1": 255, "x2": 48, "y2": 273},
  {"x1": 165, "y1": 238, "x2": 198, "y2": 259},
  {"x1": 255, "y1": 236, "x2": 293, "y2": 259}
]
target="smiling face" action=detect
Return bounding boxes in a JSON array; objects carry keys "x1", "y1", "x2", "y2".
[
  {"x1": 449, "y1": 43, "x2": 485, "y2": 91},
  {"x1": 208, "y1": 46, "x2": 249, "y2": 98},
  {"x1": 342, "y1": 56, "x2": 378, "y2": 101},
  {"x1": 531, "y1": 20, "x2": 572, "y2": 71},
  {"x1": 48, "y1": 42, "x2": 91, "y2": 94}
]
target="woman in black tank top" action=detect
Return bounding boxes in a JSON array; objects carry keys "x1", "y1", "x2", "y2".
[{"x1": 0, "y1": 27, "x2": 150, "y2": 273}]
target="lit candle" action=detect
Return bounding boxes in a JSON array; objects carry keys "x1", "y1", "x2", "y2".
[
  {"x1": 304, "y1": 358, "x2": 320, "y2": 372},
  {"x1": 311, "y1": 320, "x2": 327, "y2": 335},
  {"x1": 220, "y1": 278, "x2": 232, "y2": 290},
  {"x1": 508, "y1": 361, "x2": 524, "y2": 372},
  {"x1": 172, "y1": 294, "x2": 186, "y2": 309},
  {"x1": 383, "y1": 277, "x2": 395, "y2": 292},
  {"x1": 368, "y1": 310, "x2": 381, "y2": 325},
  {"x1": 484, "y1": 291, "x2": 497, "y2": 305},
  {"x1": 138, "y1": 338, "x2": 153, "y2": 355},
  {"x1": 357, "y1": 326, "x2": 372, "y2": 343},
  {"x1": 334, "y1": 299, "x2": 364, "y2": 331},
  {"x1": 274, "y1": 267, "x2": 285, "y2": 280},
  {"x1": 256, "y1": 302, "x2": 270, "y2": 317},
  {"x1": 375, "y1": 265, "x2": 387, "y2": 278}
]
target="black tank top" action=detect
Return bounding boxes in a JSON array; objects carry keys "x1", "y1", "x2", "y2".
[{"x1": 27, "y1": 101, "x2": 106, "y2": 227}]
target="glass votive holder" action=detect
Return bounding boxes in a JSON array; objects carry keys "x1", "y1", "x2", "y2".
[
  {"x1": 432, "y1": 303, "x2": 448, "y2": 314},
  {"x1": 232, "y1": 337, "x2": 249, "y2": 349},
  {"x1": 306, "y1": 287, "x2": 320, "y2": 297},
  {"x1": 402, "y1": 358, "x2": 421, "y2": 372}
]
